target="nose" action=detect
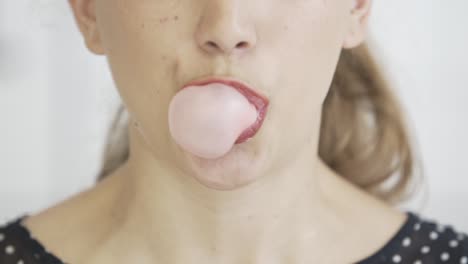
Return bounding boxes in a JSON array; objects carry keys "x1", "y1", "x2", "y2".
[{"x1": 195, "y1": 1, "x2": 256, "y2": 57}]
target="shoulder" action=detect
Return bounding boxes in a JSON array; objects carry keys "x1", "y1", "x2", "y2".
[
  {"x1": 405, "y1": 212, "x2": 468, "y2": 263},
  {"x1": 379, "y1": 211, "x2": 468, "y2": 264},
  {"x1": 7, "y1": 175, "x2": 124, "y2": 264},
  {"x1": 0, "y1": 216, "x2": 64, "y2": 264}
]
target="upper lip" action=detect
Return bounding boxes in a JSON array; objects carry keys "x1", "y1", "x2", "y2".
[{"x1": 180, "y1": 76, "x2": 270, "y2": 111}]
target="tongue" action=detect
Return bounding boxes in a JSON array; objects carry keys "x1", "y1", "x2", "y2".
[{"x1": 168, "y1": 83, "x2": 258, "y2": 159}]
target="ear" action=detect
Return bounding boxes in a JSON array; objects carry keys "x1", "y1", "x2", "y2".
[
  {"x1": 342, "y1": 0, "x2": 372, "y2": 49},
  {"x1": 68, "y1": 0, "x2": 105, "y2": 55}
]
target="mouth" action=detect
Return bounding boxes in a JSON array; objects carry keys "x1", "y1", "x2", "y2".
[{"x1": 180, "y1": 77, "x2": 270, "y2": 144}]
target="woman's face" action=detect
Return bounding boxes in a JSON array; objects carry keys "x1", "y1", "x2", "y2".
[{"x1": 73, "y1": 0, "x2": 369, "y2": 189}]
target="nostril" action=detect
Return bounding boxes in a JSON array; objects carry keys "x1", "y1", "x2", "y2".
[
  {"x1": 236, "y1": 41, "x2": 249, "y2": 49},
  {"x1": 207, "y1": 41, "x2": 218, "y2": 49},
  {"x1": 203, "y1": 40, "x2": 251, "y2": 54}
]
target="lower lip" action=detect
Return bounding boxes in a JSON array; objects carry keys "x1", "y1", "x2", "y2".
[
  {"x1": 234, "y1": 105, "x2": 267, "y2": 144},
  {"x1": 181, "y1": 80, "x2": 270, "y2": 144}
]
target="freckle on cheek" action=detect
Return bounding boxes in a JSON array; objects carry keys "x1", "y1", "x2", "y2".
[
  {"x1": 157, "y1": 15, "x2": 179, "y2": 24},
  {"x1": 159, "y1": 17, "x2": 169, "y2": 23}
]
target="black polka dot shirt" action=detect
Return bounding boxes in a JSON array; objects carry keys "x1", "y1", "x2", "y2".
[{"x1": 0, "y1": 211, "x2": 467, "y2": 263}]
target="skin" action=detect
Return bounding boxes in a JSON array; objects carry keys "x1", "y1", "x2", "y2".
[{"x1": 22, "y1": 0, "x2": 408, "y2": 263}]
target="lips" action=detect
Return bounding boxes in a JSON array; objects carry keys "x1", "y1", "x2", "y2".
[{"x1": 181, "y1": 77, "x2": 270, "y2": 143}]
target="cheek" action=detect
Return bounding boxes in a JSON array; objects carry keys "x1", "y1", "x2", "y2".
[
  {"x1": 97, "y1": 1, "x2": 183, "y2": 62},
  {"x1": 275, "y1": 2, "x2": 345, "y2": 101},
  {"x1": 96, "y1": 1, "x2": 186, "y2": 123},
  {"x1": 267, "y1": 1, "x2": 346, "y2": 133}
]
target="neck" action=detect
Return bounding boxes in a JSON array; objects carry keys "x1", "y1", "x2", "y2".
[{"x1": 112, "y1": 124, "x2": 345, "y2": 262}]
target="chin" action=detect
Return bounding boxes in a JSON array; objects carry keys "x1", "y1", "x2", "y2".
[{"x1": 184, "y1": 142, "x2": 266, "y2": 191}]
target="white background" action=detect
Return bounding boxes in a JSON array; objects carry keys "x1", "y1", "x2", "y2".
[{"x1": 0, "y1": 1, "x2": 467, "y2": 232}]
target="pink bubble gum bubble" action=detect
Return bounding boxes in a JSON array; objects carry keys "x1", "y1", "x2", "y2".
[{"x1": 168, "y1": 83, "x2": 258, "y2": 159}]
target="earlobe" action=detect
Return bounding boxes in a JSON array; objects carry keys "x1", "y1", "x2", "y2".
[
  {"x1": 342, "y1": 0, "x2": 372, "y2": 49},
  {"x1": 68, "y1": 0, "x2": 106, "y2": 55}
]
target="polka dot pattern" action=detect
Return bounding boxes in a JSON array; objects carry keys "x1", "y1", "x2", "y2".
[
  {"x1": 402, "y1": 237, "x2": 411, "y2": 247},
  {"x1": 437, "y1": 224, "x2": 446, "y2": 233},
  {"x1": 430, "y1": 231, "x2": 439, "y2": 240},
  {"x1": 5, "y1": 245, "x2": 15, "y2": 255},
  {"x1": 0, "y1": 211, "x2": 467, "y2": 264},
  {"x1": 414, "y1": 222, "x2": 422, "y2": 231},
  {"x1": 440, "y1": 251, "x2": 450, "y2": 261},
  {"x1": 421, "y1": 245, "x2": 431, "y2": 254},
  {"x1": 461, "y1": 256, "x2": 468, "y2": 264},
  {"x1": 353, "y1": 211, "x2": 468, "y2": 263},
  {"x1": 0, "y1": 215, "x2": 65, "y2": 264},
  {"x1": 392, "y1": 254, "x2": 402, "y2": 263},
  {"x1": 450, "y1": 239, "x2": 460, "y2": 248}
]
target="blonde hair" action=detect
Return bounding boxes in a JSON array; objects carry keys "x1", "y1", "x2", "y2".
[{"x1": 95, "y1": 43, "x2": 423, "y2": 205}]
